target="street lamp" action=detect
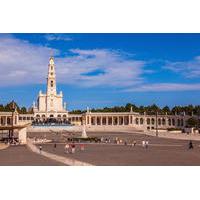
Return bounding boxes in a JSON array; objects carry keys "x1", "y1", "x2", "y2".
[
  {"x1": 155, "y1": 111, "x2": 158, "y2": 137},
  {"x1": 10, "y1": 100, "x2": 16, "y2": 143}
]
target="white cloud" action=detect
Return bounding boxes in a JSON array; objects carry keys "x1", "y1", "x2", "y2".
[
  {"x1": 1, "y1": 35, "x2": 200, "y2": 92},
  {"x1": 125, "y1": 83, "x2": 200, "y2": 92},
  {"x1": 44, "y1": 34, "x2": 72, "y2": 41},
  {"x1": 164, "y1": 56, "x2": 200, "y2": 77},
  {"x1": 0, "y1": 35, "x2": 60, "y2": 86},
  {"x1": 55, "y1": 49, "x2": 145, "y2": 87},
  {"x1": 0, "y1": 35, "x2": 145, "y2": 88}
]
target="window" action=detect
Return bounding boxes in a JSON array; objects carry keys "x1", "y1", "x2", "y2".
[{"x1": 51, "y1": 81, "x2": 53, "y2": 87}]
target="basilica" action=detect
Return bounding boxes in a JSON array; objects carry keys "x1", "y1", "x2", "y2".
[{"x1": 32, "y1": 57, "x2": 69, "y2": 123}]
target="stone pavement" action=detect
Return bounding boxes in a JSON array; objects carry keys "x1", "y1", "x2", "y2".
[
  {"x1": 37, "y1": 131, "x2": 200, "y2": 166},
  {"x1": 27, "y1": 139, "x2": 93, "y2": 166},
  {"x1": 0, "y1": 143, "x2": 9, "y2": 150},
  {"x1": 0, "y1": 145, "x2": 64, "y2": 166}
]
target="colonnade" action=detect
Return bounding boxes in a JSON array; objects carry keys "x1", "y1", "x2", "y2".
[
  {"x1": 0, "y1": 113, "x2": 18, "y2": 126},
  {"x1": 85, "y1": 114, "x2": 187, "y2": 128}
]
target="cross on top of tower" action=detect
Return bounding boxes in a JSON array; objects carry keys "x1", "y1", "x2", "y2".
[{"x1": 49, "y1": 56, "x2": 54, "y2": 65}]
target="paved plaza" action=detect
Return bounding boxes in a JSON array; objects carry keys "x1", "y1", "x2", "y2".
[
  {"x1": 1, "y1": 131, "x2": 200, "y2": 166},
  {"x1": 32, "y1": 131, "x2": 200, "y2": 166},
  {"x1": 0, "y1": 145, "x2": 64, "y2": 166}
]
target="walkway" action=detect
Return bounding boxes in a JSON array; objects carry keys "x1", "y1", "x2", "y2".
[
  {"x1": 27, "y1": 139, "x2": 93, "y2": 166},
  {"x1": 0, "y1": 145, "x2": 64, "y2": 166}
]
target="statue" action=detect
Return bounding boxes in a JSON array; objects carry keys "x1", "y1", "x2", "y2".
[{"x1": 81, "y1": 124, "x2": 88, "y2": 138}]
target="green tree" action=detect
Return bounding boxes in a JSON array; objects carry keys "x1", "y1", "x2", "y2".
[
  {"x1": 186, "y1": 117, "x2": 199, "y2": 128},
  {"x1": 20, "y1": 107, "x2": 27, "y2": 114},
  {"x1": 162, "y1": 106, "x2": 170, "y2": 114}
]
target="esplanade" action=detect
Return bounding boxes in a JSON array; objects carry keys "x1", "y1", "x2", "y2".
[{"x1": 0, "y1": 57, "x2": 198, "y2": 132}]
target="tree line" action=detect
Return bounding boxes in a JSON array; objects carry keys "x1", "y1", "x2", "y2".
[
  {"x1": 0, "y1": 101, "x2": 33, "y2": 114},
  {"x1": 1, "y1": 101, "x2": 200, "y2": 116},
  {"x1": 69, "y1": 103, "x2": 200, "y2": 115}
]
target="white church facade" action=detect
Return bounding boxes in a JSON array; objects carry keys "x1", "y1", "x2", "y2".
[{"x1": 33, "y1": 57, "x2": 68, "y2": 122}]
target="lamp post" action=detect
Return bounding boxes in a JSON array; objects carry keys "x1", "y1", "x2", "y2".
[
  {"x1": 11, "y1": 100, "x2": 15, "y2": 143},
  {"x1": 155, "y1": 111, "x2": 158, "y2": 137}
]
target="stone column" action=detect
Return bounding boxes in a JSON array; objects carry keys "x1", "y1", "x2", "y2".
[
  {"x1": 117, "y1": 116, "x2": 119, "y2": 126},
  {"x1": 89, "y1": 115, "x2": 91, "y2": 125},
  {"x1": 106, "y1": 117, "x2": 108, "y2": 125},
  {"x1": 100, "y1": 116, "x2": 103, "y2": 126},
  {"x1": 5, "y1": 116, "x2": 7, "y2": 126},
  {"x1": 112, "y1": 116, "x2": 114, "y2": 126},
  {"x1": 122, "y1": 116, "x2": 125, "y2": 125},
  {"x1": 85, "y1": 115, "x2": 88, "y2": 125},
  {"x1": 95, "y1": 117, "x2": 97, "y2": 126}
]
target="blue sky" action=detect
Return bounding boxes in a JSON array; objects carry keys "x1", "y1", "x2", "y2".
[{"x1": 0, "y1": 33, "x2": 200, "y2": 110}]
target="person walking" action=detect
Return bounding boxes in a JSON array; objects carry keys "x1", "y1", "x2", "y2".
[
  {"x1": 189, "y1": 140, "x2": 193, "y2": 149},
  {"x1": 145, "y1": 141, "x2": 149, "y2": 149},
  {"x1": 39, "y1": 145, "x2": 42, "y2": 154},
  {"x1": 80, "y1": 143, "x2": 85, "y2": 151},
  {"x1": 54, "y1": 143, "x2": 57, "y2": 151},
  {"x1": 65, "y1": 143, "x2": 69, "y2": 153},
  {"x1": 71, "y1": 143, "x2": 76, "y2": 154},
  {"x1": 142, "y1": 140, "x2": 145, "y2": 148}
]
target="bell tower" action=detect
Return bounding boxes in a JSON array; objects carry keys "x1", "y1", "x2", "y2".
[
  {"x1": 34, "y1": 56, "x2": 67, "y2": 115},
  {"x1": 47, "y1": 56, "x2": 57, "y2": 96}
]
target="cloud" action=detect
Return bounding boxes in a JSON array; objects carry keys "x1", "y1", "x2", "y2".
[
  {"x1": 125, "y1": 83, "x2": 200, "y2": 92},
  {"x1": 0, "y1": 35, "x2": 145, "y2": 88},
  {"x1": 0, "y1": 35, "x2": 61, "y2": 86},
  {"x1": 44, "y1": 34, "x2": 72, "y2": 41},
  {"x1": 55, "y1": 49, "x2": 145, "y2": 87},
  {"x1": 164, "y1": 56, "x2": 200, "y2": 78},
  {"x1": 1, "y1": 34, "x2": 200, "y2": 93}
]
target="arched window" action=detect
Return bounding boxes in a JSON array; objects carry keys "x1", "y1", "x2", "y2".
[
  {"x1": 181, "y1": 119, "x2": 184, "y2": 126},
  {"x1": 140, "y1": 118, "x2": 144, "y2": 124},
  {"x1": 162, "y1": 118, "x2": 166, "y2": 125},
  {"x1": 177, "y1": 119, "x2": 180, "y2": 126},
  {"x1": 135, "y1": 118, "x2": 139, "y2": 124},
  {"x1": 151, "y1": 118, "x2": 155, "y2": 125},
  {"x1": 147, "y1": 118, "x2": 150, "y2": 125},
  {"x1": 51, "y1": 80, "x2": 54, "y2": 87},
  {"x1": 7, "y1": 117, "x2": 11, "y2": 125}
]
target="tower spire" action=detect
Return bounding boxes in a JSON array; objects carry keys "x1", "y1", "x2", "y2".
[{"x1": 47, "y1": 56, "x2": 57, "y2": 96}]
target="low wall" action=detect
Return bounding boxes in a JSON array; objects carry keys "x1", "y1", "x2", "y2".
[
  {"x1": 27, "y1": 125, "x2": 144, "y2": 133},
  {"x1": 168, "y1": 130, "x2": 182, "y2": 134},
  {"x1": 28, "y1": 126, "x2": 82, "y2": 133}
]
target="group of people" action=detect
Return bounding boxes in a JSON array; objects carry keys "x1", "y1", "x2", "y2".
[
  {"x1": 39, "y1": 142, "x2": 85, "y2": 154},
  {"x1": 64, "y1": 143, "x2": 76, "y2": 154},
  {"x1": 142, "y1": 140, "x2": 149, "y2": 149},
  {"x1": 54, "y1": 142, "x2": 85, "y2": 154}
]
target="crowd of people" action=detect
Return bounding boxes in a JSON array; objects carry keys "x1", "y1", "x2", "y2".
[{"x1": 37, "y1": 136, "x2": 195, "y2": 155}]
